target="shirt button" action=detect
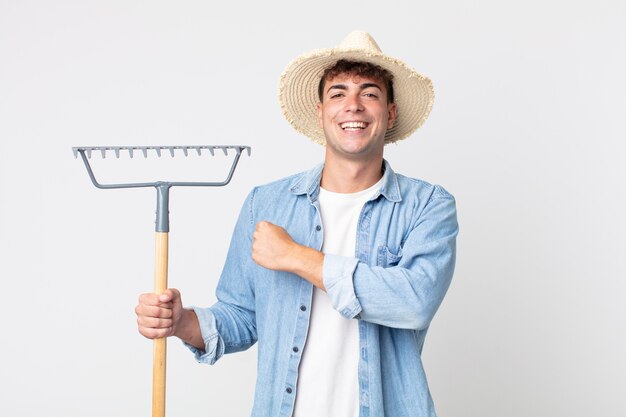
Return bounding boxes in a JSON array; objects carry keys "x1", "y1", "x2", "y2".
[
  {"x1": 292, "y1": 346, "x2": 299, "y2": 353},
  {"x1": 315, "y1": 225, "x2": 321, "y2": 231},
  {"x1": 300, "y1": 305, "x2": 307, "y2": 311},
  {"x1": 286, "y1": 387, "x2": 293, "y2": 394}
]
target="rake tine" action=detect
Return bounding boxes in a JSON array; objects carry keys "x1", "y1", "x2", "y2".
[
  {"x1": 101, "y1": 149, "x2": 106, "y2": 159},
  {"x1": 142, "y1": 148, "x2": 148, "y2": 158},
  {"x1": 195, "y1": 146, "x2": 202, "y2": 156},
  {"x1": 208, "y1": 147, "x2": 215, "y2": 156},
  {"x1": 182, "y1": 147, "x2": 188, "y2": 157},
  {"x1": 222, "y1": 147, "x2": 228, "y2": 156},
  {"x1": 168, "y1": 147, "x2": 175, "y2": 157},
  {"x1": 114, "y1": 148, "x2": 120, "y2": 159},
  {"x1": 86, "y1": 149, "x2": 92, "y2": 159},
  {"x1": 156, "y1": 148, "x2": 161, "y2": 157},
  {"x1": 128, "y1": 148, "x2": 134, "y2": 158},
  {"x1": 245, "y1": 147, "x2": 251, "y2": 156}
]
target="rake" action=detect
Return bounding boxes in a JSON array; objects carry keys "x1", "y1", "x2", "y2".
[{"x1": 73, "y1": 145, "x2": 251, "y2": 417}]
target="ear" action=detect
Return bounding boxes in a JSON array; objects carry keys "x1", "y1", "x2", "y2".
[
  {"x1": 387, "y1": 103, "x2": 398, "y2": 129},
  {"x1": 316, "y1": 102, "x2": 324, "y2": 128}
]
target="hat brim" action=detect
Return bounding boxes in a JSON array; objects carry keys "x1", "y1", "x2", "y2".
[{"x1": 279, "y1": 48, "x2": 435, "y2": 145}]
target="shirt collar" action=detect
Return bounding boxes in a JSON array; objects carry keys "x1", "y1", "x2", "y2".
[{"x1": 289, "y1": 159, "x2": 402, "y2": 203}]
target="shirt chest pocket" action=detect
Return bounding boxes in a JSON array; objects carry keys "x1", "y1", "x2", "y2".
[{"x1": 377, "y1": 245, "x2": 402, "y2": 268}]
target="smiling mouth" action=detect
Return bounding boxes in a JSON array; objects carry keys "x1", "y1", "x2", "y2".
[{"x1": 340, "y1": 121, "x2": 369, "y2": 131}]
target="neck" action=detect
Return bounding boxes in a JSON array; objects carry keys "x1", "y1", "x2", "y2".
[{"x1": 320, "y1": 153, "x2": 384, "y2": 193}]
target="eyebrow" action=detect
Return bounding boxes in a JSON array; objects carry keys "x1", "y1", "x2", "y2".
[{"x1": 326, "y1": 82, "x2": 383, "y2": 94}]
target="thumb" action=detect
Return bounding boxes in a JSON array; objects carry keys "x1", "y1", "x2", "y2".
[{"x1": 158, "y1": 288, "x2": 181, "y2": 303}]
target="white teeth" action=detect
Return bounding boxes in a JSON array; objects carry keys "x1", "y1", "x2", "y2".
[{"x1": 340, "y1": 122, "x2": 367, "y2": 129}]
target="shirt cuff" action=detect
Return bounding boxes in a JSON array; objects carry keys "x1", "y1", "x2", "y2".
[
  {"x1": 181, "y1": 306, "x2": 224, "y2": 365},
  {"x1": 322, "y1": 254, "x2": 362, "y2": 319}
]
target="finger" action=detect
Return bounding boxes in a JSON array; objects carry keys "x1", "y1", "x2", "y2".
[
  {"x1": 135, "y1": 304, "x2": 173, "y2": 319},
  {"x1": 138, "y1": 326, "x2": 173, "y2": 339},
  {"x1": 158, "y1": 288, "x2": 181, "y2": 303},
  {"x1": 137, "y1": 301, "x2": 172, "y2": 313},
  {"x1": 137, "y1": 315, "x2": 174, "y2": 329},
  {"x1": 255, "y1": 220, "x2": 274, "y2": 233},
  {"x1": 138, "y1": 293, "x2": 161, "y2": 306}
]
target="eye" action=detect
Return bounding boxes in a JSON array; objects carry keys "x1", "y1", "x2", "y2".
[
  {"x1": 363, "y1": 92, "x2": 379, "y2": 99},
  {"x1": 329, "y1": 92, "x2": 344, "y2": 99}
]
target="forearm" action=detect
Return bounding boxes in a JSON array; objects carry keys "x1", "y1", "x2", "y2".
[
  {"x1": 289, "y1": 244, "x2": 325, "y2": 291},
  {"x1": 174, "y1": 308, "x2": 205, "y2": 350},
  {"x1": 354, "y1": 262, "x2": 454, "y2": 329}
]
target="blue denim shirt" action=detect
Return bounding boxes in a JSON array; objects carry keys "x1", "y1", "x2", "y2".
[{"x1": 187, "y1": 160, "x2": 458, "y2": 417}]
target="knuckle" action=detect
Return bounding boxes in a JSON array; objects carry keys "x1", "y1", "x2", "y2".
[
  {"x1": 141, "y1": 294, "x2": 156, "y2": 306},
  {"x1": 156, "y1": 328, "x2": 170, "y2": 338},
  {"x1": 138, "y1": 328, "x2": 152, "y2": 339}
]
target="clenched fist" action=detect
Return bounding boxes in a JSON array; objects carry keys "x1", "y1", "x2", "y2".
[
  {"x1": 252, "y1": 221, "x2": 298, "y2": 271},
  {"x1": 251, "y1": 221, "x2": 326, "y2": 290},
  {"x1": 135, "y1": 288, "x2": 184, "y2": 339}
]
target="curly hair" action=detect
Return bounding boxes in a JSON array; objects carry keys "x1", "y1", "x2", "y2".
[{"x1": 317, "y1": 59, "x2": 395, "y2": 104}]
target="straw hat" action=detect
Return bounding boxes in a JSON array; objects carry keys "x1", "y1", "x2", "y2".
[{"x1": 279, "y1": 31, "x2": 435, "y2": 145}]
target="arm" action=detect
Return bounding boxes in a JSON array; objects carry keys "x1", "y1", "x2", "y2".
[
  {"x1": 188, "y1": 190, "x2": 258, "y2": 363},
  {"x1": 252, "y1": 190, "x2": 458, "y2": 330},
  {"x1": 338, "y1": 192, "x2": 458, "y2": 329}
]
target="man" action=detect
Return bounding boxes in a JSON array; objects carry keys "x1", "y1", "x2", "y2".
[{"x1": 136, "y1": 31, "x2": 458, "y2": 417}]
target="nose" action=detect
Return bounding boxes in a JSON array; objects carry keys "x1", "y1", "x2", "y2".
[{"x1": 344, "y1": 94, "x2": 364, "y2": 112}]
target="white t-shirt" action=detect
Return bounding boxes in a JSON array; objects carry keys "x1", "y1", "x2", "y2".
[{"x1": 292, "y1": 178, "x2": 382, "y2": 417}]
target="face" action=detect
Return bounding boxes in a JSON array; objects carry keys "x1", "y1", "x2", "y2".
[{"x1": 317, "y1": 73, "x2": 397, "y2": 161}]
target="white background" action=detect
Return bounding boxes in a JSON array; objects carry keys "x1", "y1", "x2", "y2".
[{"x1": 1, "y1": 1, "x2": 624, "y2": 416}]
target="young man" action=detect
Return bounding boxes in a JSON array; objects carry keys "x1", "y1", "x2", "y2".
[{"x1": 136, "y1": 31, "x2": 458, "y2": 417}]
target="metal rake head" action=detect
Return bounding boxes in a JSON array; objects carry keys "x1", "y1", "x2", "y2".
[
  {"x1": 72, "y1": 145, "x2": 251, "y2": 190},
  {"x1": 73, "y1": 145, "x2": 252, "y2": 232}
]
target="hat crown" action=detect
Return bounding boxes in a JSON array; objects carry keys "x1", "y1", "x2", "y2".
[{"x1": 337, "y1": 30, "x2": 382, "y2": 53}]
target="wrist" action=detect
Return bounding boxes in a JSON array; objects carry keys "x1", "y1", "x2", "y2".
[
  {"x1": 174, "y1": 308, "x2": 199, "y2": 343},
  {"x1": 291, "y1": 245, "x2": 325, "y2": 290}
]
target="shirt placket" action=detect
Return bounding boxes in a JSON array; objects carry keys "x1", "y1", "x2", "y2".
[
  {"x1": 279, "y1": 199, "x2": 324, "y2": 417},
  {"x1": 356, "y1": 200, "x2": 374, "y2": 416}
]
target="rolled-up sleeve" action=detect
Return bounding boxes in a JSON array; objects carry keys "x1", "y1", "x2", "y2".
[
  {"x1": 323, "y1": 254, "x2": 361, "y2": 318},
  {"x1": 183, "y1": 306, "x2": 224, "y2": 365}
]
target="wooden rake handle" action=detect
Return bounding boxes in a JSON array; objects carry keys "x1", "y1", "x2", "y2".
[{"x1": 153, "y1": 232, "x2": 168, "y2": 417}]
